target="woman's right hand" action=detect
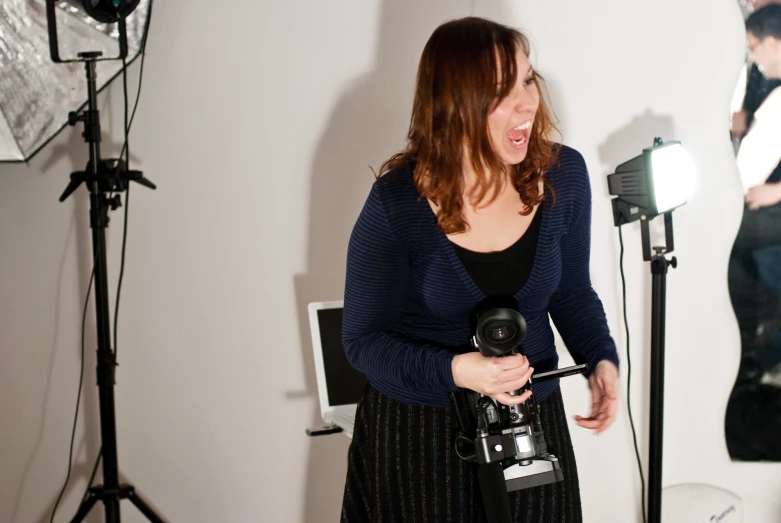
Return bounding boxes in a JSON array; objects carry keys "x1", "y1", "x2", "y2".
[{"x1": 451, "y1": 352, "x2": 534, "y2": 405}]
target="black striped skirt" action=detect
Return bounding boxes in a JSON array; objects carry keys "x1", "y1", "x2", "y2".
[{"x1": 340, "y1": 384, "x2": 582, "y2": 522}]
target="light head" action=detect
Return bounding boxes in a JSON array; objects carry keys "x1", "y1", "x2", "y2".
[
  {"x1": 81, "y1": 0, "x2": 142, "y2": 23},
  {"x1": 47, "y1": 0, "x2": 142, "y2": 63},
  {"x1": 607, "y1": 138, "x2": 696, "y2": 226}
]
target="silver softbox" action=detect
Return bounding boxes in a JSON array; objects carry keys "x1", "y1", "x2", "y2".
[{"x1": 0, "y1": 0, "x2": 151, "y2": 162}]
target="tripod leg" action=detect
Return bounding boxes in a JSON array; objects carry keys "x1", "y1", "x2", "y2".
[
  {"x1": 127, "y1": 490, "x2": 166, "y2": 523},
  {"x1": 70, "y1": 493, "x2": 99, "y2": 523}
]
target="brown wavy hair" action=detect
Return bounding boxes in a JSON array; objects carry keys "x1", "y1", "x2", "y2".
[{"x1": 377, "y1": 16, "x2": 560, "y2": 234}]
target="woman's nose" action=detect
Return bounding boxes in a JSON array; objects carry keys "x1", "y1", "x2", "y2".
[{"x1": 514, "y1": 88, "x2": 538, "y2": 113}]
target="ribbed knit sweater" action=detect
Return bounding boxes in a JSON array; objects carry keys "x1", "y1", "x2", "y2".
[{"x1": 342, "y1": 144, "x2": 619, "y2": 407}]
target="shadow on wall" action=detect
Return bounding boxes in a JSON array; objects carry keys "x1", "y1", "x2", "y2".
[
  {"x1": 291, "y1": 2, "x2": 519, "y2": 521},
  {"x1": 597, "y1": 109, "x2": 676, "y2": 173},
  {"x1": 6, "y1": 209, "x2": 85, "y2": 523},
  {"x1": 5, "y1": 123, "x2": 102, "y2": 523}
]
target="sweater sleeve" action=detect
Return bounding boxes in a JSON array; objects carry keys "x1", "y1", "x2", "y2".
[
  {"x1": 548, "y1": 154, "x2": 620, "y2": 377},
  {"x1": 342, "y1": 181, "x2": 459, "y2": 394}
]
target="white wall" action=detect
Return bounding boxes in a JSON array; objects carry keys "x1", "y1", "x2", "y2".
[{"x1": 0, "y1": 0, "x2": 778, "y2": 522}]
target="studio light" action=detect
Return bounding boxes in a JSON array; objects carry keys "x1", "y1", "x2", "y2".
[
  {"x1": 46, "y1": 0, "x2": 142, "y2": 63},
  {"x1": 608, "y1": 138, "x2": 697, "y2": 225},
  {"x1": 607, "y1": 137, "x2": 697, "y2": 523}
]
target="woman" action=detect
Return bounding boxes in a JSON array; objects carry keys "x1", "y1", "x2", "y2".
[{"x1": 340, "y1": 16, "x2": 619, "y2": 522}]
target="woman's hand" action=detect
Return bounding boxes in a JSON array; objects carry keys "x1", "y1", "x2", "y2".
[
  {"x1": 451, "y1": 352, "x2": 534, "y2": 405},
  {"x1": 731, "y1": 110, "x2": 748, "y2": 139},
  {"x1": 746, "y1": 182, "x2": 781, "y2": 210},
  {"x1": 575, "y1": 360, "x2": 619, "y2": 434}
]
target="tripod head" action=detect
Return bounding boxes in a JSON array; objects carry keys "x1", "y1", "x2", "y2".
[
  {"x1": 58, "y1": 51, "x2": 155, "y2": 207},
  {"x1": 60, "y1": 157, "x2": 156, "y2": 204},
  {"x1": 458, "y1": 307, "x2": 587, "y2": 492}
]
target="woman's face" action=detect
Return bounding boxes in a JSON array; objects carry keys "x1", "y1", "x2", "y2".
[
  {"x1": 748, "y1": 31, "x2": 780, "y2": 79},
  {"x1": 749, "y1": 0, "x2": 777, "y2": 10},
  {"x1": 486, "y1": 49, "x2": 540, "y2": 166}
]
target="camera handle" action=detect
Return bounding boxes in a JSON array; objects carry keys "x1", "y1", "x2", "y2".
[{"x1": 529, "y1": 363, "x2": 588, "y2": 384}]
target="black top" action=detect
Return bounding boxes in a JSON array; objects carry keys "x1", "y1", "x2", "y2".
[{"x1": 451, "y1": 205, "x2": 543, "y2": 297}]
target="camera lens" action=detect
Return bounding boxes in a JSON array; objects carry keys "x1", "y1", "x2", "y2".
[
  {"x1": 487, "y1": 324, "x2": 515, "y2": 342},
  {"x1": 473, "y1": 308, "x2": 526, "y2": 357}
]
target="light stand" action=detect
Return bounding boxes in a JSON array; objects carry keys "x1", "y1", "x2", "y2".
[
  {"x1": 59, "y1": 51, "x2": 161, "y2": 523},
  {"x1": 47, "y1": 2, "x2": 163, "y2": 522},
  {"x1": 643, "y1": 213, "x2": 676, "y2": 523},
  {"x1": 607, "y1": 137, "x2": 696, "y2": 523}
]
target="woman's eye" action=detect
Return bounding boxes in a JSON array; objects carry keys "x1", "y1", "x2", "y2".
[{"x1": 523, "y1": 76, "x2": 535, "y2": 86}]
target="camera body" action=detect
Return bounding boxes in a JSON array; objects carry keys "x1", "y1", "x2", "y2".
[
  {"x1": 470, "y1": 309, "x2": 544, "y2": 465},
  {"x1": 465, "y1": 307, "x2": 587, "y2": 491}
]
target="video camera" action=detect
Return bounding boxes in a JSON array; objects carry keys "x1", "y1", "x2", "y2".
[{"x1": 451, "y1": 307, "x2": 587, "y2": 492}]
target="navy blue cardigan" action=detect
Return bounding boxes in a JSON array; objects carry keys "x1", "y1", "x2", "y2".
[{"x1": 342, "y1": 145, "x2": 619, "y2": 407}]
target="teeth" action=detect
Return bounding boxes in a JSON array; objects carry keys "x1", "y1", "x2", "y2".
[{"x1": 512, "y1": 121, "x2": 532, "y2": 131}]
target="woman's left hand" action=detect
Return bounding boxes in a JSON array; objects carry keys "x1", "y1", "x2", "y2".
[
  {"x1": 575, "y1": 360, "x2": 618, "y2": 434},
  {"x1": 746, "y1": 182, "x2": 781, "y2": 210}
]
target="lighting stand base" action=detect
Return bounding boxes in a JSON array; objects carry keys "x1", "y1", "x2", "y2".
[{"x1": 72, "y1": 485, "x2": 164, "y2": 523}]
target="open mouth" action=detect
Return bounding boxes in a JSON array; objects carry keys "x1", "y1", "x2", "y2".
[{"x1": 507, "y1": 120, "x2": 532, "y2": 148}]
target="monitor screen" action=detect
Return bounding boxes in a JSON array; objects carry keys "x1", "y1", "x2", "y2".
[{"x1": 317, "y1": 307, "x2": 368, "y2": 406}]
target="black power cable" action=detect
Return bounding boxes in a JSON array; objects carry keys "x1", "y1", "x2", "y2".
[
  {"x1": 48, "y1": 269, "x2": 93, "y2": 523},
  {"x1": 619, "y1": 225, "x2": 648, "y2": 523}
]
